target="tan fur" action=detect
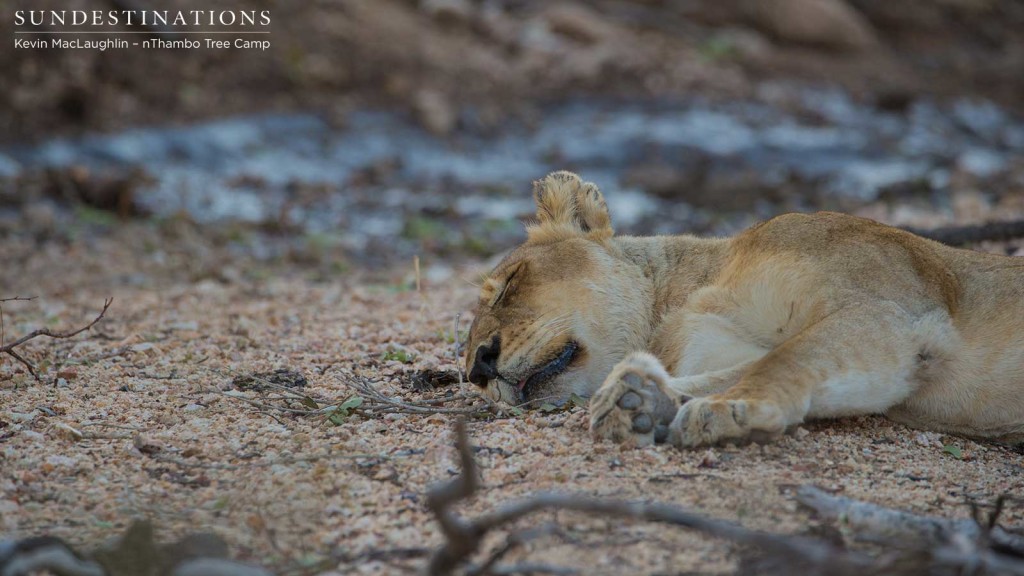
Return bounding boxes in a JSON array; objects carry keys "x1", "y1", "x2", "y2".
[{"x1": 466, "y1": 172, "x2": 1024, "y2": 448}]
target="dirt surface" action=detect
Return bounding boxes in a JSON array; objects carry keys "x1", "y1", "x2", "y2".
[
  {"x1": 2, "y1": 199, "x2": 1023, "y2": 575},
  {"x1": 5, "y1": 0, "x2": 1024, "y2": 572},
  {"x1": 6, "y1": 0, "x2": 1024, "y2": 143}
]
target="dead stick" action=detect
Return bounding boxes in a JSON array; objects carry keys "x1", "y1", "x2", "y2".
[
  {"x1": 423, "y1": 422, "x2": 872, "y2": 576},
  {"x1": 796, "y1": 485, "x2": 1024, "y2": 553},
  {"x1": 0, "y1": 298, "x2": 112, "y2": 380}
]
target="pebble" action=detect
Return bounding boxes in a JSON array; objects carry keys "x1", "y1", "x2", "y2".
[{"x1": 56, "y1": 368, "x2": 78, "y2": 380}]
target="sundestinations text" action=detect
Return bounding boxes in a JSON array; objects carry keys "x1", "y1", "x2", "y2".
[{"x1": 14, "y1": 10, "x2": 270, "y2": 27}]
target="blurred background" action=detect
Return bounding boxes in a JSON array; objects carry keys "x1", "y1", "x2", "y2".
[{"x1": 3, "y1": 0, "x2": 1024, "y2": 277}]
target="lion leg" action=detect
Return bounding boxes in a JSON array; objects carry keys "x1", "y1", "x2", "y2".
[
  {"x1": 669, "y1": 302, "x2": 922, "y2": 448},
  {"x1": 589, "y1": 353, "x2": 753, "y2": 446}
]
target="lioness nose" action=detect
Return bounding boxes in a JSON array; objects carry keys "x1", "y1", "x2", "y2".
[{"x1": 468, "y1": 337, "x2": 500, "y2": 387}]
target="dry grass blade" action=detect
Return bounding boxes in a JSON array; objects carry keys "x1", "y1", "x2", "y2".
[
  {"x1": 340, "y1": 374, "x2": 493, "y2": 416},
  {"x1": 203, "y1": 366, "x2": 491, "y2": 426},
  {"x1": 152, "y1": 451, "x2": 380, "y2": 471}
]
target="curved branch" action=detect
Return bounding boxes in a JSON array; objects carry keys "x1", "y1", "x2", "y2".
[{"x1": 0, "y1": 297, "x2": 112, "y2": 380}]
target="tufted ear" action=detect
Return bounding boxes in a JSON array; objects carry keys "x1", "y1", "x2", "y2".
[
  {"x1": 478, "y1": 261, "x2": 524, "y2": 307},
  {"x1": 527, "y1": 171, "x2": 614, "y2": 243}
]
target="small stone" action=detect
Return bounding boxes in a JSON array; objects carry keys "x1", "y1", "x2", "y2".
[
  {"x1": 8, "y1": 411, "x2": 38, "y2": 424},
  {"x1": 52, "y1": 422, "x2": 83, "y2": 441},
  {"x1": 56, "y1": 368, "x2": 78, "y2": 381},
  {"x1": 0, "y1": 499, "x2": 19, "y2": 515},
  {"x1": 20, "y1": 430, "x2": 45, "y2": 442},
  {"x1": 131, "y1": 342, "x2": 156, "y2": 353},
  {"x1": 133, "y1": 434, "x2": 164, "y2": 454},
  {"x1": 167, "y1": 321, "x2": 199, "y2": 332},
  {"x1": 698, "y1": 448, "x2": 720, "y2": 468}
]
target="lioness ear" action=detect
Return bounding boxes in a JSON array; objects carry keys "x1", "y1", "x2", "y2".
[
  {"x1": 528, "y1": 171, "x2": 613, "y2": 243},
  {"x1": 479, "y1": 261, "x2": 524, "y2": 307}
]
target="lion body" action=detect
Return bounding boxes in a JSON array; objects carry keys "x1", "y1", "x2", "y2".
[{"x1": 466, "y1": 172, "x2": 1024, "y2": 447}]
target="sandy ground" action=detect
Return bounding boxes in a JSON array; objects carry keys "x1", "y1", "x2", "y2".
[{"x1": 1, "y1": 205, "x2": 1023, "y2": 575}]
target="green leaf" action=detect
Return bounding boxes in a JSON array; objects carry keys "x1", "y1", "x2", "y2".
[
  {"x1": 300, "y1": 396, "x2": 319, "y2": 409},
  {"x1": 942, "y1": 444, "x2": 963, "y2": 459},
  {"x1": 539, "y1": 403, "x2": 559, "y2": 412},
  {"x1": 569, "y1": 393, "x2": 587, "y2": 408},
  {"x1": 339, "y1": 396, "x2": 364, "y2": 410},
  {"x1": 327, "y1": 396, "x2": 365, "y2": 426},
  {"x1": 508, "y1": 406, "x2": 524, "y2": 417}
]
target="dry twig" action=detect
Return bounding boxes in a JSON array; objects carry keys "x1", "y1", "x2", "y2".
[
  {"x1": 425, "y1": 424, "x2": 1024, "y2": 576},
  {"x1": 797, "y1": 485, "x2": 1024, "y2": 573},
  {"x1": 341, "y1": 374, "x2": 492, "y2": 417},
  {"x1": 423, "y1": 422, "x2": 872, "y2": 576},
  {"x1": 0, "y1": 297, "x2": 112, "y2": 380}
]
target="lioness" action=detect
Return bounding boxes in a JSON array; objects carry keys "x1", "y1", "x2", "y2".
[{"x1": 465, "y1": 171, "x2": 1024, "y2": 448}]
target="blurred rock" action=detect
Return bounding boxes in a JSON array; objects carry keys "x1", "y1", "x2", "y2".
[
  {"x1": 743, "y1": 0, "x2": 879, "y2": 52},
  {"x1": 624, "y1": 160, "x2": 707, "y2": 199},
  {"x1": 23, "y1": 201, "x2": 57, "y2": 230},
  {"x1": 714, "y1": 27, "x2": 774, "y2": 61},
  {"x1": 952, "y1": 99, "x2": 1007, "y2": 141},
  {"x1": 420, "y1": 0, "x2": 475, "y2": 28},
  {"x1": 0, "y1": 153, "x2": 20, "y2": 178},
  {"x1": 40, "y1": 165, "x2": 149, "y2": 217},
  {"x1": 934, "y1": 0, "x2": 997, "y2": 12},
  {"x1": 543, "y1": 3, "x2": 620, "y2": 45},
  {"x1": 519, "y1": 18, "x2": 563, "y2": 54},
  {"x1": 413, "y1": 88, "x2": 457, "y2": 136}
]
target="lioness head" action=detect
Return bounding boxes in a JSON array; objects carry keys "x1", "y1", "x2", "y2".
[{"x1": 465, "y1": 172, "x2": 654, "y2": 406}]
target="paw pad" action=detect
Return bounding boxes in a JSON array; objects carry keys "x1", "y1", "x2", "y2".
[
  {"x1": 618, "y1": 391, "x2": 643, "y2": 410},
  {"x1": 632, "y1": 413, "x2": 654, "y2": 434}
]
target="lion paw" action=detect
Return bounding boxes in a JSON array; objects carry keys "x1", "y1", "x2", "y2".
[
  {"x1": 668, "y1": 397, "x2": 785, "y2": 448},
  {"x1": 589, "y1": 353, "x2": 681, "y2": 447}
]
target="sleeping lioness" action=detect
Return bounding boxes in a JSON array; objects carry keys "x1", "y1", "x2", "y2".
[{"x1": 465, "y1": 171, "x2": 1024, "y2": 448}]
